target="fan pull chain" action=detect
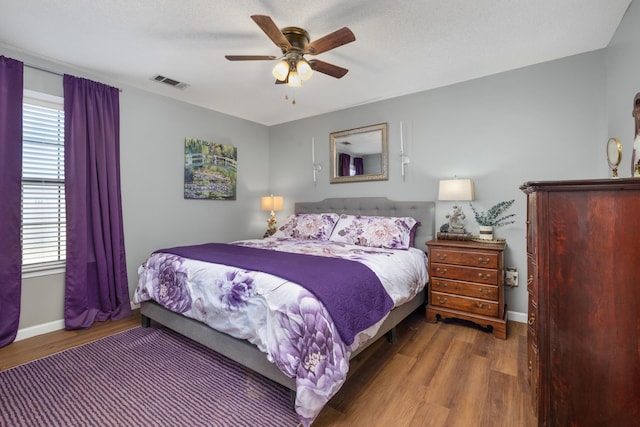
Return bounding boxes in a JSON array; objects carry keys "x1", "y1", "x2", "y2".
[{"x1": 283, "y1": 91, "x2": 296, "y2": 105}]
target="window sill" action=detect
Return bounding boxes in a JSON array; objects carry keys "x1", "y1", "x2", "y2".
[{"x1": 22, "y1": 263, "x2": 65, "y2": 278}]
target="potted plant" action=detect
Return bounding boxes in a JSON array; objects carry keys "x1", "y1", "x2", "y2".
[{"x1": 470, "y1": 199, "x2": 516, "y2": 240}]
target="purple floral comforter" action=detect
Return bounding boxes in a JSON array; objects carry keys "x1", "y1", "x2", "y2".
[{"x1": 133, "y1": 238, "x2": 428, "y2": 426}]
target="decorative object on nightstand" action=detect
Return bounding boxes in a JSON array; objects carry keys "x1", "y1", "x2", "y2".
[
  {"x1": 261, "y1": 194, "x2": 284, "y2": 237},
  {"x1": 606, "y1": 137, "x2": 622, "y2": 178},
  {"x1": 426, "y1": 239, "x2": 507, "y2": 339},
  {"x1": 469, "y1": 199, "x2": 515, "y2": 241},
  {"x1": 437, "y1": 178, "x2": 474, "y2": 240}
]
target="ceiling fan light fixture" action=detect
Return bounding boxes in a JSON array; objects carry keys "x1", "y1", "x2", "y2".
[
  {"x1": 287, "y1": 70, "x2": 302, "y2": 87},
  {"x1": 297, "y1": 59, "x2": 313, "y2": 81},
  {"x1": 272, "y1": 60, "x2": 290, "y2": 81}
]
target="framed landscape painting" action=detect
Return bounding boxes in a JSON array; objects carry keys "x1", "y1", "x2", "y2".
[{"x1": 184, "y1": 137, "x2": 237, "y2": 200}]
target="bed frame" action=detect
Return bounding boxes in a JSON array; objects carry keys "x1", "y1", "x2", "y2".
[{"x1": 141, "y1": 197, "x2": 435, "y2": 392}]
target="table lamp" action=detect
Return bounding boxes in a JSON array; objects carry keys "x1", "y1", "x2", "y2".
[
  {"x1": 438, "y1": 178, "x2": 475, "y2": 233},
  {"x1": 261, "y1": 194, "x2": 284, "y2": 237}
]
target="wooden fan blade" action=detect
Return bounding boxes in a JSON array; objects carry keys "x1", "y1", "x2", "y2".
[
  {"x1": 225, "y1": 55, "x2": 277, "y2": 61},
  {"x1": 304, "y1": 27, "x2": 355, "y2": 55},
  {"x1": 308, "y1": 59, "x2": 349, "y2": 79},
  {"x1": 251, "y1": 15, "x2": 292, "y2": 50}
]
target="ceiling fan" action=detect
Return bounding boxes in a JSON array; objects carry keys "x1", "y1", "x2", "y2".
[{"x1": 225, "y1": 15, "x2": 356, "y2": 87}]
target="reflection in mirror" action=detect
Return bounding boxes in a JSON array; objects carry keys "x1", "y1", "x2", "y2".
[{"x1": 330, "y1": 123, "x2": 388, "y2": 183}]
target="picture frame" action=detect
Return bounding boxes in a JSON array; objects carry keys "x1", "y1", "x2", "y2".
[{"x1": 184, "y1": 137, "x2": 237, "y2": 200}]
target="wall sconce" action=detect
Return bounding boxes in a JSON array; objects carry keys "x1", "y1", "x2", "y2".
[
  {"x1": 261, "y1": 194, "x2": 284, "y2": 237},
  {"x1": 312, "y1": 137, "x2": 322, "y2": 185},
  {"x1": 438, "y1": 178, "x2": 475, "y2": 233},
  {"x1": 400, "y1": 121, "x2": 410, "y2": 179}
]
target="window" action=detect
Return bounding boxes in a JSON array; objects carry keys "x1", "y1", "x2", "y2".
[{"x1": 21, "y1": 90, "x2": 66, "y2": 272}]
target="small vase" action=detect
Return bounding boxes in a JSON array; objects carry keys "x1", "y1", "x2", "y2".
[{"x1": 478, "y1": 225, "x2": 494, "y2": 240}]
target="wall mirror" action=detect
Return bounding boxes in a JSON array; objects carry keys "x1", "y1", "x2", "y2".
[
  {"x1": 606, "y1": 137, "x2": 622, "y2": 178},
  {"x1": 330, "y1": 122, "x2": 388, "y2": 183}
]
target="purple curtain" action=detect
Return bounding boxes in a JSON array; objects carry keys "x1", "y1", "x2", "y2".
[
  {"x1": 354, "y1": 157, "x2": 364, "y2": 175},
  {"x1": 63, "y1": 74, "x2": 131, "y2": 329},
  {"x1": 339, "y1": 153, "x2": 351, "y2": 176},
  {"x1": 0, "y1": 56, "x2": 23, "y2": 348}
]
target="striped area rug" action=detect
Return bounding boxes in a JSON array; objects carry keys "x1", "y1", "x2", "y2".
[{"x1": 0, "y1": 326, "x2": 299, "y2": 427}]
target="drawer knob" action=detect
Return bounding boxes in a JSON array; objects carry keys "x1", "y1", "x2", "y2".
[
  {"x1": 436, "y1": 296, "x2": 448, "y2": 304},
  {"x1": 528, "y1": 360, "x2": 532, "y2": 372},
  {"x1": 480, "y1": 288, "x2": 493, "y2": 296},
  {"x1": 478, "y1": 273, "x2": 491, "y2": 280},
  {"x1": 476, "y1": 302, "x2": 491, "y2": 310},
  {"x1": 436, "y1": 267, "x2": 448, "y2": 274},
  {"x1": 436, "y1": 253, "x2": 447, "y2": 260},
  {"x1": 528, "y1": 313, "x2": 536, "y2": 326},
  {"x1": 433, "y1": 281, "x2": 448, "y2": 288},
  {"x1": 478, "y1": 257, "x2": 491, "y2": 265}
]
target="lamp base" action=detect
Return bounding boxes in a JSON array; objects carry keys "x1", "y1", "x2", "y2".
[{"x1": 263, "y1": 211, "x2": 277, "y2": 238}]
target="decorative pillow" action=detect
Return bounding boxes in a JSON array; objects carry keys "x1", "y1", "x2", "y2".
[
  {"x1": 329, "y1": 214, "x2": 418, "y2": 249},
  {"x1": 272, "y1": 213, "x2": 339, "y2": 240}
]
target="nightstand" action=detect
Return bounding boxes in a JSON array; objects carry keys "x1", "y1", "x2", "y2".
[{"x1": 425, "y1": 239, "x2": 507, "y2": 339}]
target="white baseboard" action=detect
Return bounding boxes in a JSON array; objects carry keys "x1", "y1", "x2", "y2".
[
  {"x1": 507, "y1": 310, "x2": 527, "y2": 323},
  {"x1": 14, "y1": 304, "x2": 528, "y2": 342},
  {"x1": 15, "y1": 301, "x2": 141, "y2": 342},
  {"x1": 15, "y1": 319, "x2": 65, "y2": 342}
]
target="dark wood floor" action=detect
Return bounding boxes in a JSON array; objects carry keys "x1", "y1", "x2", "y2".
[{"x1": 0, "y1": 309, "x2": 537, "y2": 427}]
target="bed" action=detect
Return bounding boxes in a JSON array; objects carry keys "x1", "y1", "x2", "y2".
[{"x1": 135, "y1": 197, "x2": 435, "y2": 426}]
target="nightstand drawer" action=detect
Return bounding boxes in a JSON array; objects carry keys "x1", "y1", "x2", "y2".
[
  {"x1": 431, "y1": 278, "x2": 499, "y2": 301},
  {"x1": 431, "y1": 263, "x2": 499, "y2": 285},
  {"x1": 431, "y1": 291, "x2": 499, "y2": 317},
  {"x1": 430, "y1": 248, "x2": 498, "y2": 269}
]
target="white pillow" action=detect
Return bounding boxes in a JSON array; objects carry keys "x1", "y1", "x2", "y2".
[{"x1": 329, "y1": 214, "x2": 418, "y2": 249}]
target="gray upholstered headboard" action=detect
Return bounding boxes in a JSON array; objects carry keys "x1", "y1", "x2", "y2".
[{"x1": 295, "y1": 197, "x2": 435, "y2": 252}]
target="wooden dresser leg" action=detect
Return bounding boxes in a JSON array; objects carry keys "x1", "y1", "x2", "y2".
[{"x1": 425, "y1": 307, "x2": 438, "y2": 323}]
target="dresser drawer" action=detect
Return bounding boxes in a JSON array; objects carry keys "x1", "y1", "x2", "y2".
[
  {"x1": 431, "y1": 263, "x2": 499, "y2": 285},
  {"x1": 430, "y1": 248, "x2": 498, "y2": 269},
  {"x1": 431, "y1": 278, "x2": 499, "y2": 301},
  {"x1": 431, "y1": 291, "x2": 499, "y2": 317},
  {"x1": 527, "y1": 295, "x2": 538, "y2": 338},
  {"x1": 527, "y1": 338, "x2": 539, "y2": 413}
]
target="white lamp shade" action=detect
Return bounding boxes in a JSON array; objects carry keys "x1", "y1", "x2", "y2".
[
  {"x1": 261, "y1": 195, "x2": 284, "y2": 211},
  {"x1": 438, "y1": 179, "x2": 475, "y2": 201},
  {"x1": 272, "y1": 61, "x2": 290, "y2": 81},
  {"x1": 287, "y1": 70, "x2": 302, "y2": 87},
  {"x1": 297, "y1": 59, "x2": 313, "y2": 80}
]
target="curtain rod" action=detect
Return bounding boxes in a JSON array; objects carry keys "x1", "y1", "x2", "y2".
[{"x1": 24, "y1": 63, "x2": 123, "y2": 92}]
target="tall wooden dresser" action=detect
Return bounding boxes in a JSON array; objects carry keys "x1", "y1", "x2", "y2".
[{"x1": 520, "y1": 179, "x2": 640, "y2": 427}]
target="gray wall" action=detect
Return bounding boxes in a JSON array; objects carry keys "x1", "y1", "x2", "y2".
[
  {"x1": 4, "y1": 47, "x2": 271, "y2": 332},
  {"x1": 607, "y1": 0, "x2": 640, "y2": 162},
  {"x1": 268, "y1": 50, "x2": 607, "y2": 316}
]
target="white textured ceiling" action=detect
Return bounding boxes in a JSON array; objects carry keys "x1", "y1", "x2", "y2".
[{"x1": 0, "y1": 0, "x2": 632, "y2": 126}]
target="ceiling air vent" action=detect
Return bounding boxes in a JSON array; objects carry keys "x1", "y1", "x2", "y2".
[{"x1": 151, "y1": 74, "x2": 188, "y2": 89}]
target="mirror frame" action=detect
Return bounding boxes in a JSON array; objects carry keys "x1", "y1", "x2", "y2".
[
  {"x1": 329, "y1": 122, "x2": 389, "y2": 184},
  {"x1": 607, "y1": 137, "x2": 622, "y2": 178}
]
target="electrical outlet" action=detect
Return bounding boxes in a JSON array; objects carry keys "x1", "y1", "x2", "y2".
[{"x1": 505, "y1": 267, "x2": 518, "y2": 287}]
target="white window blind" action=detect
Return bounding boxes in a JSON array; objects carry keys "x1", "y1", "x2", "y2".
[{"x1": 21, "y1": 95, "x2": 66, "y2": 269}]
